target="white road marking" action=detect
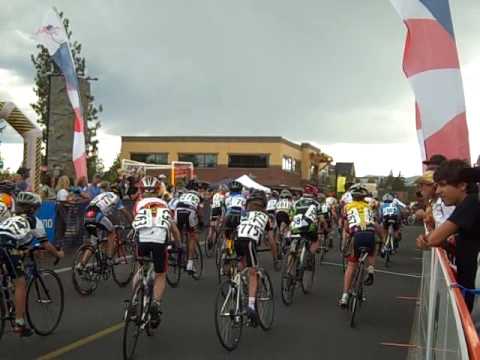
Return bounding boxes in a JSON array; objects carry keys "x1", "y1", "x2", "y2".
[{"x1": 321, "y1": 261, "x2": 421, "y2": 278}]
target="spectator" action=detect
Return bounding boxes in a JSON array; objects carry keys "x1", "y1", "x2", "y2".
[
  {"x1": 423, "y1": 154, "x2": 447, "y2": 171},
  {"x1": 39, "y1": 172, "x2": 56, "y2": 200},
  {"x1": 416, "y1": 160, "x2": 480, "y2": 312},
  {"x1": 87, "y1": 174, "x2": 102, "y2": 199},
  {"x1": 74, "y1": 176, "x2": 91, "y2": 202},
  {"x1": 14, "y1": 167, "x2": 30, "y2": 192},
  {"x1": 55, "y1": 175, "x2": 72, "y2": 202}
]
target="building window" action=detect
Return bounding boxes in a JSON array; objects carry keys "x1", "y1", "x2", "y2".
[
  {"x1": 228, "y1": 154, "x2": 268, "y2": 168},
  {"x1": 282, "y1": 156, "x2": 297, "y2": 172},
  {"x1": 178, "y1": 153, "x2": 217, "y2": 168},
  {"x1": 131, "y1": 153, "x2": 168, "y2": 164}
]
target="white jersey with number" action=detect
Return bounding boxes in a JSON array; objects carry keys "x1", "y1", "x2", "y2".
[
  {"x1": 90, "y1": 192, "x2": 124, "y2": 215},
  {"x1": 225, "y1": 194, "x2": 246, "y2": 211},
  {"x1": 133, "y1": 207, "x2": 173, "y2": 244},
  {"x1": 237, "y1": 211, "x2": 270, "y2": 243},
  {"x1": 266, "y1": 199, "x2": 278, "y2": 212},
  {"x1": 211, "y1": 192, "x2": 225, "y2": 209},
  {"x1": 275, "y1": 199, "x2": 292, "y2": 214},
  {"x1": 177, "y1": 191, "x2": 201, "y2": 210}
]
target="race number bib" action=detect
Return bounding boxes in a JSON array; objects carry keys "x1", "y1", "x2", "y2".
[
  {"x1": 266, "y1": 199, "x2": 277, "y2": 211},
  {"x1": 93, "y1": 193, "x2": 117, "y2": 212},
  {"x1": 179, "y1": 193, "x2": 200, "y2": 207},
  {"x1": 237, "y1": 223, "x2": 262, "y2": 241},
  {"x1": 228, "y1": 196, "x2": 245, "y2": 209},
  {"x1": 291, "y1": 214, "x2": 308, "y2": 230},
  {"x1": 383, "y1": 206, "x2": 397, "y2": 216},
  {"x1": 276, "y1": 199, "x2": 291, "y2": 211}
]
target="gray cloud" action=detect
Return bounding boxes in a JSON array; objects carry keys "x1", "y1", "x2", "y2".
[{"x1": 1, "y1": 0, "x2": 480, "y2": 147}]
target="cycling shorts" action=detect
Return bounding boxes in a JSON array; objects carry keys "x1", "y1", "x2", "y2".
[
  {"x1": 137, "y1": 242, "x2": 168, "y2": 274},
  {"x1": 348, "y1": 231, "x2": 376, "y2": 263},
  {"x1": 175, "y1": 208, "x2": 199, "y2": 233},
  {"x1": 210, "y1": 207, "x2": 222, "y2": 221},
  {"x1": 235, "y1": 238, "x2": 258, "y2": 268},
  {"x1": 382, "y1": 216, "x2": 400, "y2": 231},
  {"x1": 276, "y1": 212, "x2": 290, "y2": 228}
]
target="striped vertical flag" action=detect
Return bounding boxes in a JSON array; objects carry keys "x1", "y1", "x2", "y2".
[
  {"x1": 390, "y1": 0, "x2": 470, "y2": 162},
  {"x1": 35, "y1": 8, "x2": 88, "y2": 179}
]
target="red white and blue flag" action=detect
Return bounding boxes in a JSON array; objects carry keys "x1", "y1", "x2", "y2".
[
  {"x1": 35, "y1": 8, "x2": 88, "y2": 179},
  {"x1": 391, "y1": 0, "x2": 470, "y2": 162}
]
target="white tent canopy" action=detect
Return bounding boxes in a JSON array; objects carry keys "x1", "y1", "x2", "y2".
[{"x1": 236, "y1": 175, "x2": 271, "y2": 193}]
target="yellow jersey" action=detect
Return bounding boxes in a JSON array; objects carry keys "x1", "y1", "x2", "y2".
[{"x1": 345, "y1": 200, "x2": 375, "y2": 233}]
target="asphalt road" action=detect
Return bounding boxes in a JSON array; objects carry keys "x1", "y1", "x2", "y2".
[{"x1": 1, "y1": 226, "x2": 423, "y2": 360}]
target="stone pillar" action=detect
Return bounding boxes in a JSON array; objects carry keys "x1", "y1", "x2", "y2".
[{"x1": 47, "y1": 75, "x2": 89, "y2": 180}]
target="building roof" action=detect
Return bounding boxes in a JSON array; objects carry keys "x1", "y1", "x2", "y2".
[{"x1": 122, "y1": 136, "x2": 322, "y2": 153}]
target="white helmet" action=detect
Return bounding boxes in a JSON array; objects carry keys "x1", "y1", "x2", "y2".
[
  {"x1": 140, "y1": 176, "x2": 160, "y2": 193},
  {"x1": 0, "y1": 216, "x2": 31, "y2": 243}
]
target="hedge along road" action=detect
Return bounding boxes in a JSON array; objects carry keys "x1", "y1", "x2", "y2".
[{"x1": 1, "y1": 226, "x2": 423, "y2": 360}]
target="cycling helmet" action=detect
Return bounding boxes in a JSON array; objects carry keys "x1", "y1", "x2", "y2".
[
  {"x1": 246, "y1": 190, "x2": 267, "y2": 208},
  {"x1": 303, "y1": 184, "x2": 318, "y2": 198},
  {"x1": 228, "y1": 181, "x2": 242, "y2": 193},
  {"x1": 280, "y1": 189, "x2": 292, "y2": 199},
  {"x1": 16, "y1": 192, "x2": 42, "y2": 211},
  {"x1": 382, "y1": 193, "x2": 394, "y2": 203},
  {"x1": 0, "y1": 202, "x2": 10, "y2": 221},
  {"x1": 0, "y1": 216, "x2": 31, "y2": 243},
  {"x1": 0, "y1": 180, "x2": 15, "y2": 194},
  {"x1": 271, "y1": 190, "x2": 279, "y2": 199},
  {"x1": 140, "y1": 176, "x2": 160, "y2": 194},
  {"x1": 350, "y1": 186, "x2": 369, "y2": 200},
  {"x1": 110, "y1": 184, "x2": 122, "y2": 196}
]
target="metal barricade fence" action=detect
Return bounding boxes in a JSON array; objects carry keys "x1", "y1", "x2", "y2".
[{"x1": 410, "y1": 249, "x2": 479, "y2": 360}]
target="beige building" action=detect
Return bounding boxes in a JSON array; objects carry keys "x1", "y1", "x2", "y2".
[{"x1": 120, "y1": 136, "x2": 332, "y2": 187}]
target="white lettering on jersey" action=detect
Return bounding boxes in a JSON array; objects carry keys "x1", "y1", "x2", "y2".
[
  {"x1": 90, "y1": 192, "x2": 120, "y2": 214},
  {"x1": 179, "y1": 192, "x2": 201, "y2": 209},
  {"x1": 226, "y1": 195, "x2": 246, "y2": 210},
  {"x1": 133, "y1": 208, "x2": 172, "y2": 244}
]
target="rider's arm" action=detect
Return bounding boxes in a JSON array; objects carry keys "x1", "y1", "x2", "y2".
[{"x1": 41, "y1": 241, "x2": 65, "y2": 259}]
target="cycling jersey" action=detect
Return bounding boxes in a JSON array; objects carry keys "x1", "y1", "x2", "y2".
[
  {"x1": 0, "y1": 215, "x2": 47, "y2": 249},
  {"x1": 176, "y1": 191, "x2": 202, "y2": 211},
  {"x1": 344, "y1": 200, "x2": 376, "y2": 234},
  {"x1": 211, "y1": 192, "x2": 226, "y2": 210},
  {"x1": 89, "y1": 192, "x2": 124, "y2": 215},
  {"x1": 275, "y1": 199, "x2": 293, "y2": 214},
  {"x1": 290, "y1": 198, "x2": 320, "y2": 237},
  {"x1": 237, "y1": 210, "x2": 271, "y2": 243},
  {"x1": 225, "y1": 193, "x2": 246, "y2": 215},
  {"x1": 133, "y1": 206, "x2": 173, "y2": 245}
]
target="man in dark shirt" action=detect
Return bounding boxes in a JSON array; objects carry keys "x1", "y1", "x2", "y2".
[{"x1": 417, "y1": 159, "x2": 480, "y2": 311}]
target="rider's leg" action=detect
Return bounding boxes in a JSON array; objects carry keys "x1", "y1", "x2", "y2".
[
  {"x1": 14, "y1": 276, "x2": 27, "y2": 324},
  {"x1": 153, "y1": 272, "x2": 166, "y2": 302}
]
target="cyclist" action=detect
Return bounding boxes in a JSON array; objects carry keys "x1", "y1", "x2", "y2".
[
  {"x1": 379, "y1": 193, "x2": 402, "y2": 254},
  {"x1": 80, "y1": 182, "x2": 132, "y2": 270},
  {"x1": 132, "y1": 186, "x2": 181, "y2": 327},
  {"x1": 134, "y1": 176, "x2": 163, "y2": 214},
  {"x1": 235, "y1": 190, "x2": 272, "y2": 322},
  {"x1": 223, "y1": 181, "x2": 246, "y2": 241},
  {"x1": 290, "y1": 186, "x2": 322, "y2": 258},
  {"x1": 0, "y1": 180, "x2": 16, "y2": 212},
  {"x1": 317, "y1": 193, "x2": 333, "y2": 249},
  {"x1": 0, "y1": 192, "x2": 64, "y2": 336},
  {"x1": 339, "y1": 186, "x2": 383, "y2": 307},
  {"x1": 173, "y1": 180, "x2": 203, "y2": 274},
  {"x1": 207, "y1": 185, "x2": 227, "y2": 251},
  {"x1": 276, "y1": 189, "x2": 293, "y2": 240}
]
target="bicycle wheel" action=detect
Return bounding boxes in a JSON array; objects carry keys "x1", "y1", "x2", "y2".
[
  {"x1": 144, "y1": 295, "x2": 157, "y2": 337},
  {"x1": 0, "y1": 292, "x2": 5, "y2": 341},
  {"x1": 191, "y1": 241, "x2": 204, "y2": 280},
  {"x1": 384, "y1": 236, "x2": 392, "y2": 268},
  {"x1": 302, "y1": 252, "x2": 315, "y2": 294},
  {"x1": 123, "y1": 283, "x2": 144, "y2": 360},
  {"x1": 205, "y1": 227, "x2": 217, "y2": 258},
  {"x1": 72, "y1": 245, "x2": 100, "y2": 296},
  {"x1": 349, "y1": 265, "x2": 364, "y2": 328},
  {"x1": 26, "y1": 269, "x2": 64, "y2": 335},
  {"x1": 257, "y1": 269, "x2": 275, "y2": 331},
  {"x1": 166, "y1": 249, "x2": 182, "y2": 288},
  {"x1": 214, "y1": 281, "x2": 242, "y2": 351},
  {"x1": 280, "y1": 255, "x2": 297, "y2": 306},
  {"x1": 215, "y1": 234, "x2": 225, "y2": 270},
  {"x1": 113, "y1": 241, "x2": 136, "y2": 287}
]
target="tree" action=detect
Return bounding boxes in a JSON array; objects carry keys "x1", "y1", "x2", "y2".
[
  {"x1": 30, "y1": 10, "x2": 102, "y2": 178},
  {"x1": 103, "y1": 155, "x2": 121, "y2": 182}
]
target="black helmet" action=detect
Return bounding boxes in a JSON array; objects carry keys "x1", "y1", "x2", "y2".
[
  {"x1": 16, "y1": 191, "x2": 42, "y2": 212},
  {"x1": 186, "y1": 180, "x2": 199, "y2": 191},
  {"x1": 246, "y1": 190, "x2": 267, "y2": 208},
  {"x1": 228, "y1": 181, "x2": 242, "y2": 193},
  {"x1": 350, "y1": 186, "x2": 369, "y2": 200},
  {"x1": 0, "y1": 180, "x2": 15, "y2": 194}
]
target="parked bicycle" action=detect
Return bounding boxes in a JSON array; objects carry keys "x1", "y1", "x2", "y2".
[
  {"x1": 214, "y1": 265, "x2": 274, "y2": 351},
  {"x1": 0, "y1": 246, "x2": 63, "y2": 340},
  {"x1": 122, "y1": 255, "x2": 158, "y2": 360},
  {"x1": 72, "y1": 224, "x2": 135, "y2": 296},
  {"x1": 280, "y1": 234, "x2": 315, "y2": 306},
  {"x1": 348, "y1": 247, "x2": 368, "y2": 328}
]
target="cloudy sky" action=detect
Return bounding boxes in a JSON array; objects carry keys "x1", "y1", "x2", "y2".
[{"x1": 1, "y1": 1, "x2": 479, "y2": 176}]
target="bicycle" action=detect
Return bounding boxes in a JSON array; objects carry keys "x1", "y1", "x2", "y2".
[
  {"x1": 348, "y1": 247, "x2": 368, "y2": 328},
  {"x1": 122, "y1": 255, "x2": 158, "y2": 360},
  {"x1": 205, "y1": 217, "x2": 223, "y2": 258},
  {"x1": 280, "y1": 234, "x2": 315, "y2": 306},
  {"x1": 217, "y1": 235, "x2": 237, "y2": 284},
  {"x1": 214, "y1": 265, "x2": 274, "y2": 351},
  {"x1": 166, "y1": 228, "x2": 203, "y2": 287},
  {"x1": 72, "y1": 224, "x2": 136, "y2": 296},
  {"x1": 0, "y1": 246, "x2": 63, "y2": 340},
  {"x1": 381, "y1": 222, "x2": 396, "y2": 268}
]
